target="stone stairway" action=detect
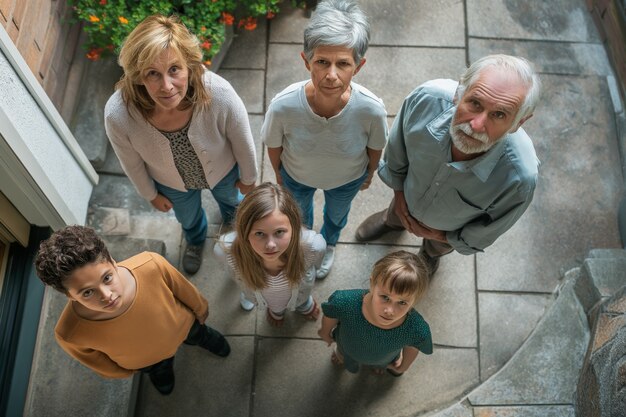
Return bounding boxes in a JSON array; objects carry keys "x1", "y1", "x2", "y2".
[{"x1": 424, "y1": 249, "x2": 626, "y2": 417}]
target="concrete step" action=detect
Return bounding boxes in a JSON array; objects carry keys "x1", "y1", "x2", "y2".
[
  {"x1": 70, "y1": 58, "x2": 122, "y2": 169},
  {"x1": 102, "y1": 235, "x2": 166, "y2": 261},
  {"x1": 568, "y1": 265, "x2": 602, "y2": 317},
  {"x1": 87, "y1": 205, "x2": 183, "y2": 267},
  {"x1": 100, "y1": 141, "x2": 124, "y2": 176},
  {"x1": 587, "y1": 248, "x2": 626, "y2": 259},
  {"x1": 425, "y1": 268, "x2": 588, "y2": 416},
  {"x1": 24, "y1": 236, "x2": 165, "y2": 417},
  {"x1": 581, "y1": 257, "x2": 626, "y2": 297},
  {"x1": 576, "y1": 284, "x2": 626, "y2": 416}
]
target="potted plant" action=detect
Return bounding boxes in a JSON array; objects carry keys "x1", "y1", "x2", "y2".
[{"x1": 70, "y1": 0, "x2": 312, "y2": 66}]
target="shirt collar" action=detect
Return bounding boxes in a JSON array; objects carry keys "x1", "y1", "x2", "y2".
[{"x1": 464, "y1": 138, "x2": 507, "y2": 182}]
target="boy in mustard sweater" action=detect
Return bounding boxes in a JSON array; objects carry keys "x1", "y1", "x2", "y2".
[{"x1": 34, "y1": 225, "x2": 229, "y2": 395}]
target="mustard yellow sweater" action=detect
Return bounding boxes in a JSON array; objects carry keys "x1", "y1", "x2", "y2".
[{"x1": 55, "y1": 252, "x2": 208, "y2": 378}]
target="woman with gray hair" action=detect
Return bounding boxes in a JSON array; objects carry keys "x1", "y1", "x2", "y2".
[{"x1": 262, "y1": 0, "x2": 388, "y2": 281}]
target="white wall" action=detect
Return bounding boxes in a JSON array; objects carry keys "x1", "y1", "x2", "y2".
[{"x1": 0, "y1": 29, "x2": 97, "y2": 230}]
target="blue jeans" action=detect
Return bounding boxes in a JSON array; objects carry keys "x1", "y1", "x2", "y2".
[
  {"x1": 155, "y1": 164, "x2": 242, "y2": 245},
  {"x1": 280, "y1": 166, "x2": 367, "y2": 245}
]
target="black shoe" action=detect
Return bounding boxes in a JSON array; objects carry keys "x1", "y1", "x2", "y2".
[
  {"x1": 200, "y1": 326, "x2": 231, "y2": 357},
  {"x1": 182, "y1": 242, "x2": 204, "y2": 274},
  {"x1": 355, "y1": 210, "x2": 403, "y2": 241},
  {"x1": 148, "y1": 357, "x2": 175, "y2": 395},
  {"x1": 418, "y1": 247, "x2": 441, "y2": 278}
]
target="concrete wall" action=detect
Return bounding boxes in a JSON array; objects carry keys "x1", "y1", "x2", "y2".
[{"x1": 587, "y1": 0, "x2": 626, "y2": 102}]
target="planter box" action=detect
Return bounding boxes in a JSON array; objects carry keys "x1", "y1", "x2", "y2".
[{"x1": 208, "y1": 24, "x2": 234, "y2": 73}]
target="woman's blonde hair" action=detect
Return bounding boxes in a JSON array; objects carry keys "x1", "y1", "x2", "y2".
[
  {"x1": 116, "y1": 14, "x2": 210, "y2": 118},
  {"x1": 370, "y1": 251, "x2": 429, "y2": 304},
  {"x1": 230, "y1": 183, "x2": 305, "y2": 290}
]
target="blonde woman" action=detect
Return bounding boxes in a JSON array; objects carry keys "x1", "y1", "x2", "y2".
[{"x1": 105, "y1": 15, "x2": 257, "y2": 274}]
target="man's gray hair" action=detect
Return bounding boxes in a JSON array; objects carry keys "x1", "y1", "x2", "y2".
[
  {"x1": 456, "y1": 55, "x2": 541, "y2": 125},
  {"x1": 303, "y1": 0, "x2": 370, "y2": 64}
]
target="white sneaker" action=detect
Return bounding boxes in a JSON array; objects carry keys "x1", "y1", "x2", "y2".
[
  {"x1": 239, "y1": 292, "x2": 255, "y2": 311},
  {"x1": 316, "y1": 245, "x2": 335, "y2": 279}
]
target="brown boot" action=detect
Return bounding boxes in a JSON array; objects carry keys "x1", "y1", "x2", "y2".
[
  {"x1": 418, "y1": 246, "x2": 441, "y2": 278},
  {"x1": 355, "y1": 210, "x2": 403, "y2": 241}
]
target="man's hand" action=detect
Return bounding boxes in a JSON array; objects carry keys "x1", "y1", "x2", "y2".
[
  {"x1": 150, "y1": 193, "x2": 173, "y2": 212},
  {"x1": 413, "y1": 221, "x2": 448, "y2": 242},
  {"x1": 393, "y1": 191, "x2": 420, "y2": 232},
  {"x1": 393, "y1": 191, "x2": 447, "y2": 242}
]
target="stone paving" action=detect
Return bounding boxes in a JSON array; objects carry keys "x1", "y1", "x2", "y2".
[{"x1": 25, "y1": 0, "x2": 624, "y2": 416}]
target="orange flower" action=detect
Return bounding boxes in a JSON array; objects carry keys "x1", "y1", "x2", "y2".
[
  {"x1": 204, "y1": 59, "x2": 212, "y2": 67},
  {"x1": 119, "y1": 16, "x2": 128, "y2": 24},
  {"x1": 201, "y1": 41, "x2": 212, "y2": 51},
  {"x1": 88, "y1": 15, "x2": 100, "y2": 23},
  {"x1": 99, "y1": 0, "x2": 107, "y2": 5},
  {"x1": 201, "y1": 26, "x2": 207, "y2": 32},
  {"x1": 244, "y1": 17, "x2": 257, "y2": 31},
  {"x1": 221, "y1": 12, "x2": 234, "y2": 25},
  {"x1": 86, "y1": 47, "x2": 103, "y2": 61},
  {"x1": 266, "y1": 11, "x2": 275, "y2": 19},
  {"x1": 238, "y1": 17, "x2": 257, "y2": 31}
]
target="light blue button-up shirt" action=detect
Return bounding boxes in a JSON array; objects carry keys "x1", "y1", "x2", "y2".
[{"x1": 379, "y1": 79, "x2": 539, "y2": 255}]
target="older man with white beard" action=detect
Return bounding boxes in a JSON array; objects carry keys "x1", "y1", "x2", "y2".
[{"x1": 355, "y1": 54, "x2": 541, "y2": 278}]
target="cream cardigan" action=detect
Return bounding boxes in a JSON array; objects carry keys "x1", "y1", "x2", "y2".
[{"x1": 104, "y1": 71, "x2": 257, "y2": 201}]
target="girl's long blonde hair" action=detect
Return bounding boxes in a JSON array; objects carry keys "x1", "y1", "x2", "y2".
[
  {"x1": 230, "y1": 183, "x2": 305, "y2": 290},
  {"x1": 116, "y1": 14, "x2": 211, "y2": 118}
]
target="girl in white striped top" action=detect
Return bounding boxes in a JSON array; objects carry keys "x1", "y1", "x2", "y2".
[{"x1": 215, "y1": 183, "x2": 326, "y2": 326}]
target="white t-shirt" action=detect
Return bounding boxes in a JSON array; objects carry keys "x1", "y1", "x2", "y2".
[
  {"x1": 214, "y1": 229, "x2": 326, "y2": 311},
  {"x1": 262, "y1": 81, "x2": 388, "y2": 189}
]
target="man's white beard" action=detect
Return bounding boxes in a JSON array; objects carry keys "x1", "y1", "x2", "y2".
[{"x1": 449, "y1": 122, "x2": 497, "y2": 154}]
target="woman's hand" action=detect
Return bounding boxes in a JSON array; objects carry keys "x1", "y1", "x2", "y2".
[
  {"x1": 150, "y1": 193, "x2": 173, "y2": 212},
  {"x1": 360, "y1": 171, "x2": 375, "y2": 190},
  {"x1": 236, "y1": 180, "x2": 255, "y2": 195}
]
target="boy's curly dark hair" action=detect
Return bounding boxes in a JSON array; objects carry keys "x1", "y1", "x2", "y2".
[{"x1": 35, "y1": 225, "x2": 112, "y2": 294}]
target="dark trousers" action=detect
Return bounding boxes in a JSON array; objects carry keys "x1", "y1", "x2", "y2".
[{"x1": 141, "y1": 320, "x2": 217, "y2": 375}]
